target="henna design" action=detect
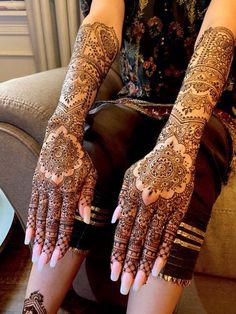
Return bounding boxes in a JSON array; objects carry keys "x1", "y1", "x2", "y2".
[
  {"x1": 112, "y1": 27, "x2": 234, "y2": 282},
  {"x1": 134, "y1": 136, "x2": 192, "y2": 203},
  {"x1": 26, "y1": 22, "x2": 119, "y2": 263},
  {"x1": 23, "y1": 291, "x2": 46, "y2": 314},
  {"x1": 174, "y1": 27, "x2": 234, "y2": 123},
  {"x1": 56, "y1": 22, "x2": 119, "y2": 116}
]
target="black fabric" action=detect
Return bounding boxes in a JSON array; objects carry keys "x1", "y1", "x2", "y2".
[
  {"x1": 80, "y1": 0, "x2": 92, "y2": 17},
  {"x1": 70, "y1": 102, "x2": 232, "y2": 281}
]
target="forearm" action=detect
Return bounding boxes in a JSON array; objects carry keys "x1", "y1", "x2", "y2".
[
  {"x1": 160, "y1": 26, "x2": 235, "y2": 157},
  {"x1": 52, "y1": 22, "x2": 119, "y2": 124}
]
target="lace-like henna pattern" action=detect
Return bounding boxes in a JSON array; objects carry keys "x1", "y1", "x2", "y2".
[
  {"x1": 26, "y1": 22, "x2": 119, "y2": 262},
  {"x1": 174, "y1": 27, "x2": 234, "y2": 124},
  {"x1": 23, "y1": 291, "x2": 46, "y2": 314},
  {"x1": 56, "y1": 22, "x2": 119, "y2": 116},
  {"x1": 112, "y1": 27, "x2": 234, "y2": 280}
]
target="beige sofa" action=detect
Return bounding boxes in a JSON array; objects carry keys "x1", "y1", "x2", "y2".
[{"x1": 0, "y1": 64, "x2": 236, "y2": 313}]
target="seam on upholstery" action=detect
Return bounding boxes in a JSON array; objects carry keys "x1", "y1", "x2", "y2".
[
  {"x1": 0, "y1": 122, "x2": 41, "y2": 156},
  {"x1": 0, "y1": 96, "x2": 53, "y2": 118},
  {"x1": 212, "y1": 208, "x2": 236, "y2": 213}
]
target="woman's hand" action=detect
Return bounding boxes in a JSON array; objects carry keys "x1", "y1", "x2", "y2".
[
  {"x1": 25, "y1": 114, "x2": 97, "y2": 270},
  {"x1": 110, "y1": 25, "x2": 235, "y2": 295},
  {"x1": 110, "y1": 121, "x2": 197, "y2": 295}
]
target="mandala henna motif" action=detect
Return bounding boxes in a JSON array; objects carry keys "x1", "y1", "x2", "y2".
[
  {"x1": 112, "y1": 27, "x2": 234, "y2": 283},
  {"x1": 134, "y1": 136, "x2": 192, "y2": 204},
  {"x1": 26, "y1": 22, "x2": 119, "y2": 263},
  {"x1": 39, "y1": 126, "x2": 84, "y2": 185}
]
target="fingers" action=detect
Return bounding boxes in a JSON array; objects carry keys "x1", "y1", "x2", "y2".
[
  {"x1": 156, "y1": 209, "x2": 186, "y2": 267},
  {"x1": 120, "y1": 272, "x2": 133, "y2": 295},
  {"x1": 37, "y1": 188, "x2": 62, "y2": 271},
  {"x1": 111, "y1": 201, "x2": 137, "y2": 283},
  {"x1": 25, "y1": 188, "x2": 39, "y2": 245},
  {"x1": 111, "y1": 205, "x2": 122, "y2": 224},
  {"x1": 111, "y1": 170, "x2": 132, "y2": 224},
  {"x1": 119, "y1": 204, "x2": 153, "y2": 294},
  {"x1": 111, "y1": 168, "x2": 139, "y2": 291},
  {"x1": 110, "y1": 261, "x2": 122, "y2": 281},
  {"x1": 134, "y1": 210, "x2": 166, "y2": 285},
  {"x1": 151, "y1": 256, "x2": 166, "y2": 277},
  {"x1": 50, "y1": 192, "x2": 77, "y2": 268},
  {"x1": 132, "y1": 271, "x2": 146, "y2": 292},
  {"x1": 78, "y1": 168, "x2": 97, "y2": 224},
  {"x1": 32, "y1": 191, "x2": 48, "y2": 263}
]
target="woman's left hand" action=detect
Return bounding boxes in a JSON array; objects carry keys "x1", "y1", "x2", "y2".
[{"x1": 110, "y1": 129, "x2": 196, "y2": 295}]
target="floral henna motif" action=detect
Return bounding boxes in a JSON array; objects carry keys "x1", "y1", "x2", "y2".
[
  {"x1": 133, "y1": 136, "x2": 192, "y2": 204},
  {"x1": 26, "y1": 22, "x2": 119, "y2": 265},
  {"x1": 56, "y1": 22, "x2": 119, "y2": 116},
  {"x1": 23, "y1": 291, "x2": 46, "y2": 314},
  {"x1": 39, "y1": 126, "x2": 84, "y2": 185},
  {"x1": 112, "y1": 27, "x2": 234, "y2": 286},
  {"x1": 175, "y1": 27, "x2": 234, "y2": 123}
]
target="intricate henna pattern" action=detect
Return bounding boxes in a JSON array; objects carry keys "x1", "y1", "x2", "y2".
[
  {"x1": 26, "y1": 22, "x2": 119, "y2": 264},
  {"x1": 56, "y1": 22, "x2": 119, "y2": 116},
  {"x1": 112, "y1": 27, "x2": 234, "y2": 281},
  {"x1": 23, "y1": 291, "x2": 46, "y2": 314}
]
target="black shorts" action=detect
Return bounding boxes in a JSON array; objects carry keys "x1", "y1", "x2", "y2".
[{"x1": 70, "y1": 101, "x2": 232, "y2": 286}]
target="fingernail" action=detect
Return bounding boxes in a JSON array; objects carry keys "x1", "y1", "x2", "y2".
[
  {"x1": 133, "y1": 271, "x2": 146, "y2": 292},
  {"x1": 24, "y1": 228, "x2": 32, "y2": 245},
  {"x1": 50, "y1": 249, "x2": 60, "y2": 268},
  {"x1": 83, "y1": 206, "x2": 91, "y2": 224},
  {"x1": 110, "y1": 261, "x2": 122, "y2": 281},
  {"x1": 111, "y1": 206, "x2": 122, "y2": 224},
  {"x1": 37, "y1": 253, "x2": 48, "y2": 272},
  {"x1": 120, "y1": 273, "x2": 133, "y2": 295},
  {"x1": 32, "y1": 244, "x2": 41, "y2": 263},
  {"x1": 152, "y1": 257, "x2": 165, "y2": 277}
]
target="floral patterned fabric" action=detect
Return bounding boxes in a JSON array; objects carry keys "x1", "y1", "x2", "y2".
[
  {"x1": 81, "y1": 0, "x2": 236, "y2": 169},
  {"x1": 80, "y1": 0, "x2": 236, "y2": 114}
]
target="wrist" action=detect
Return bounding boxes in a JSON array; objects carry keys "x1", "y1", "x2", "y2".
[
  {"x1": 157, "y1": 113, "x2": 204, "y2": 159},
  {"x1": 46, "y1": 113, "x2": 85, "y2": 140}
]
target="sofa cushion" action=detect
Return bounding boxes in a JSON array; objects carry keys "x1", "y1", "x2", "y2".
[
  {"x1": 176, "y1": 273, "x2": 236, "y2": 314},
  {"x1": 195, "y1": 172, "x2": 236, "y2": 279},
  {"x1": 0, "y1": 68, "x2": 67, "y2": 145}
]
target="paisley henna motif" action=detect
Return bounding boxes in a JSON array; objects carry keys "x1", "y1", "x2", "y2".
[{"x1": 112, "y1": 27, "x2": 234, "y2": 283}]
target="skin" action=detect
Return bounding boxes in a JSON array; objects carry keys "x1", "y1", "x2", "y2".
[
  {"x1": 24, "y1": 250, "x2": 85, "y2": 313},
  {"x1": 25, "y1": 0, "x2": 123, "y2": 271},
  {"x1": 24, "y1": 0, "x2": 236, "y2": 313},
  {"x1": 110, "y1": 25, "x2": 234, "y2": 295}
]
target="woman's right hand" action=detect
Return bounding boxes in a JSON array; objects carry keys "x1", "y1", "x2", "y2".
[{"x1": 24, "y1": 114, "x2": 97, "y2": 270}]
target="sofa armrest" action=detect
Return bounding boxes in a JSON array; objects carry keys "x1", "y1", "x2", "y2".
[
  {"x1": 0, "y1": 67, "x2": 67, "y2": 145},
  {"x1": 0, "y1": 64, "x2": 123, "y2": 145},
  {"x1": 0, "y1": 123, "x2": 40, "y2": 229}
]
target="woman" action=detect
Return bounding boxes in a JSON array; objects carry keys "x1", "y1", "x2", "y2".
[{"x1": 23, "y1": 0, "x2": 236, "y2": 313}]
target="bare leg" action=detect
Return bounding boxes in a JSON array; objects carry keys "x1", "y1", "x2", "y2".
[
  {"x1": 127, "y1": 275, "x2": 184, "y2": 314},
  {"x1": 23, "y1": 250, "x2": 85, "y2": 314}
]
